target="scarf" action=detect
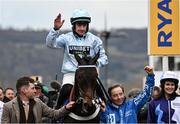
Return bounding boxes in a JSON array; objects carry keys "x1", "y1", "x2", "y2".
[{"x1": 17, "y1": 95, "x2": 35, "y2": 123}]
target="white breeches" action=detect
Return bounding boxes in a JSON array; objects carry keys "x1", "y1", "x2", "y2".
[{"x1": 62, "y1": 73, "x2": 75, "y2": 86}]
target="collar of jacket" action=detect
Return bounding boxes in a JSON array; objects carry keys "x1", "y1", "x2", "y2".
[{"x1": 108, "y1": 97, "x2": 127, "y2": 109}]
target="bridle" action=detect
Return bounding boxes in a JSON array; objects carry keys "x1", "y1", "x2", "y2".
[
  {"x1": 75, "y1": 65, "x2": 98, "y2": 105},
  {"x1": 68, "y1": 65, "x2": 107, "y2": 121}
]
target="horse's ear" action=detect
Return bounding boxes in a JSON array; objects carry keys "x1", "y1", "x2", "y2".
[
  {"x1": 74, "y1": 52, "x2": 83, "y2": 65},
  {"x1": 91, "y1": 50, "x2": 100, "y2": 65}
]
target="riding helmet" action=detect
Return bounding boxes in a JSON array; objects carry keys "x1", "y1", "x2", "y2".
[{"x1": 70, "y1": 9, "x2": 91, "y2": 25}]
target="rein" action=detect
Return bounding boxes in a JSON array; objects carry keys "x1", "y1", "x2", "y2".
[{"x1": 97, "y1": 77, "x2": 111, "y2": 102}]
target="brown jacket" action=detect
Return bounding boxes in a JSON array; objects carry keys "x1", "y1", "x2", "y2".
[{"x1": 1, "y1": 97, "x2": 69, "y2": 123}]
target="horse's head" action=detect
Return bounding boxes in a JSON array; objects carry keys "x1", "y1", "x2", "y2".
[
  {"x1": 72, "y1": 51, "x2": 100, "y2": 115},
  {"x1": 74, "y1": 50, "x2": 100, "y2": 65}
]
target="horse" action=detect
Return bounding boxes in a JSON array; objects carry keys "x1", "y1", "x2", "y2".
[{"x1": 63, "y1": 51, "x2": 106, "y2": 123}]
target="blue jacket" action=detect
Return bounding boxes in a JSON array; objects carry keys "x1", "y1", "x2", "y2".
[
  {"x1": 148, "y1": 95, "x2": 180, "y2": 123},
  {"x1": 46, "y1": 29, "x2": 108, "y2": 73},
  {"x1": 100, "y1": 75, "x2": 154, "y2": 123}
]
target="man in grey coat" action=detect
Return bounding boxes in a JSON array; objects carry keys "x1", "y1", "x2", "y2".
[{"x1": 1, "y1": 76, "x2": 75, "y2": 123}]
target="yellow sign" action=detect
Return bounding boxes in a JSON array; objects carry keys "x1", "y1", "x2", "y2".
[{"x1": 148, "y1": 0, "x2": 180, "y2": 55}]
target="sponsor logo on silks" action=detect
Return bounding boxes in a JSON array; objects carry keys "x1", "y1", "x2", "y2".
[{"x1": 69, "y1": 45, "x2": 90, "y2": 55}]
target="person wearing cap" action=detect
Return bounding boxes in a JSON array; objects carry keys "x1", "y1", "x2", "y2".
[
  {"x1": 147, "y1": 71, "x2": 180, "y2": 123},
  {"x1": 46, "y1": 9, "x2": 108, "y2": 108},
  {"x1": 34, "y1": 81, "x2": 49, "y2": 105}
]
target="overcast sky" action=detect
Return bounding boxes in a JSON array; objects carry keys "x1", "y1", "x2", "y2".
[{"x1": 0, "y1": 0, "x2": 148, "y2": 31}]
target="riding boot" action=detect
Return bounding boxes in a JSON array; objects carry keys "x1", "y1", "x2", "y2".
[
  {"x1": 55, "y1": 84, "x2": 73, "y2": 109},
  {"x1": 96, "y1": 83, "x2": 106, "y2": 102}
]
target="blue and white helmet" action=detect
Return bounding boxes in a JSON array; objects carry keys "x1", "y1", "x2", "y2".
[
  {"x1": 70, "y1": 9, "x2": 91, "y2": 25},
  {"x1": 160, "y1": 71, "x2": 179, "y2": 84}
]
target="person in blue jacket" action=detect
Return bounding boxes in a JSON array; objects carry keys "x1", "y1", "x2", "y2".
[
  {"x1": 147, "y1": 71, "x2": 180, "y2": 123},
  {"x1": 100, "y1": 66, "x2": 154, "y2": 123},
  {"x1": 46, "y1": 9, "x2": 108, "y2": 108}
]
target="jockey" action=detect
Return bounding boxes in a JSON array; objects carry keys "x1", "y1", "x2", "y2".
[{"x1": 46, "y1": 9, "x2": 108, "y2": 108}]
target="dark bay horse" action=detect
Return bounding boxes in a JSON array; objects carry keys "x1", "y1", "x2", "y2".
[{"x1": 63, "y1": 51, "x2": 105, "y2": 123}]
